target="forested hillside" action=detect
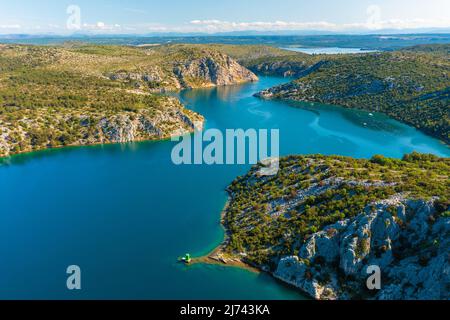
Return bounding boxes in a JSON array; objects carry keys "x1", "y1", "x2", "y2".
[{"x1": 256, "y1": 44, "x2": 450, "y2": 144}]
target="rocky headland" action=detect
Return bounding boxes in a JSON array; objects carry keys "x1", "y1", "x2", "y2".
[{"x1": 211, "y1": 154, "x2": 449, "y2": 300}]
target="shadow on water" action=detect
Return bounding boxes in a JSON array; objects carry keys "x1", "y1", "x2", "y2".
[
  {"x1": 284, "y1": 99, "x2": 404, "y2": 134},
  {"x1": 0, "y1": 140, "x2": 167, "y2": 167}
]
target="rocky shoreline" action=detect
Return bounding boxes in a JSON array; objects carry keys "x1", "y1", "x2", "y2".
[
  {"x1": 0, "y1": 97, "x2": 205, "y2": 158},
  {"x1": 192, "y1": 200, "x2": 260, "y2": 272}
]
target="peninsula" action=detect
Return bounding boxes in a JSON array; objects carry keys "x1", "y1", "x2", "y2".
[
  {"x1": 208, "y1": 153, "x2": 449, "y2": 300},
  {"x1": 252, "y1": 44, "x2": 450, "y2": 144}
]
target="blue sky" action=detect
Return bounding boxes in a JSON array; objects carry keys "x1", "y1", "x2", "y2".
[{"x1": 1, "y1": 0, "x2": 449, "y2": 34}]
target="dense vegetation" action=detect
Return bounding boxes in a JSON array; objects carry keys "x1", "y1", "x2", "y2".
[
  {"x1": 222, "y1": 153, "x2": 449, "y2": 269},
  {"x1": 256, "y1": 44, "x2": 450, "y2": 144}
]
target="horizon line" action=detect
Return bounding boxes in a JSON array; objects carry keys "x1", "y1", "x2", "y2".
[{"x1": 1, "y1": 29, "x2": 450, "y2": 38}]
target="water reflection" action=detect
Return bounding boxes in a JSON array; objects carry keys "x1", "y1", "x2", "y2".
[{"x1": 285, "y1": 100, "x2": 403, "y2": 134}]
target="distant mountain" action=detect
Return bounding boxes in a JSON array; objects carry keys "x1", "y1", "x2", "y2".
[{"x1": 1, "y1": 33, "x2": 450, "y2": 50}]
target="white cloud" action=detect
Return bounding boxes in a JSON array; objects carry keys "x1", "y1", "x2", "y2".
[
  {"x1": 81, "y1": 22, "x2": 122, "y2": 32},
  {"x1": 0, "y1": 24, "x2": 21, "y2": 29},
  {"x1": 147, "y1": 26, "x2": 170, "y2": 32},
  {"x1": 186, "y1": 19, "x2": 450, "y2": 33}
]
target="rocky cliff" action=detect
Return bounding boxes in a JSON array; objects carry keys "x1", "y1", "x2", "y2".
[
  {"x1": 201, "y1": 44, "x2": 321, "y2": 78},
  {"x1": 275, "y1": 197, "x2": 449, "y2": 300},
  {"x1": 105, "y1": 50, "x2": 258, "y2": 91}
]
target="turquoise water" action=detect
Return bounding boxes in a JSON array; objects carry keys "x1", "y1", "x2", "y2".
[
  {"x1": 281, "y1": 47, "x2": 379, "y2": 54},
  {"x1": 0, "y1": 76, "x2": 448, "y2": 299}
]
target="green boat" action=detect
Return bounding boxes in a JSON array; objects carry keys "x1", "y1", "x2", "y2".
[{"x1": 179, "y1": 253, "x2": 192, "y2": 264}]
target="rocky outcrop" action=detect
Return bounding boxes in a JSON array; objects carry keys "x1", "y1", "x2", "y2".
[
  {"x1": 96, "y1": 108, "x2": 199, "y2": 143},
  {"x1": 274, "y1": 197, "x2": 449, "y2": 300},
  {"x1": 0, "y1": 97, "x2": 203, "y2": 157},
  {"x1": 174, "y1": 53, "x2": 259, "y2": 88},
  {"x1": 107, "y1": 51, "x2": 258, "y2": 92},
  {"x1": 0, "y1": 44, "x2": 256, "y2": 157},
  {"x1": 253, "y1": 47, "x2": 450, "y2": 145},
  {"x1": 221, "y1": 155, "x2": 449, "y2": 300}
]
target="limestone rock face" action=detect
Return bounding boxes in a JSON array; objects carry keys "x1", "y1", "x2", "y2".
[
  {"x1": 175, "y1": 53, "x2": 259, "y2": 88},
  {"x1": 107, "y1": 52, "x2": 258, "y2": 91},
  {"x1": 274, "y1": 198, "x2": 449, "y2": 300}
]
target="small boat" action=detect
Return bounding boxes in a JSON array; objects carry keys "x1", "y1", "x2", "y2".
[
  {"x1": 369, "y1": 113, "x2": 374, "y2": 116},
  {"x1": 179, "y1": 253, "x2": 192, "y2": 264}
]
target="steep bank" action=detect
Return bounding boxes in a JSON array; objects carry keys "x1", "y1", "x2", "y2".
[
  {"x1": 0, "y1": 97, "x2": 204, "y2": 157},
  {"x1": 102, "y1": 44, "x2": 259, "y2": 91},
  {"x1": 0, "y1": 44, "x2": 258, "y2": 157},
  {"x1": 254, "y1": 45, "x2": 450, "y2": 144},
  {"x1": 217, "y1": 153, "x2": 449, "y2": 300}
]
